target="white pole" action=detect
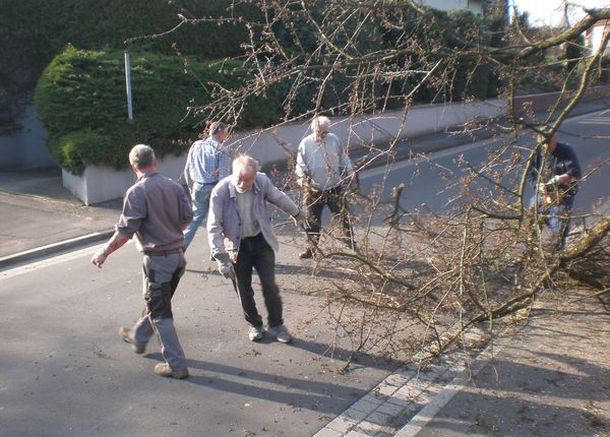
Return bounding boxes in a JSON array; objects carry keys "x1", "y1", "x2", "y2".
[{"x1": 124, "y1": 51, "x2": 134, "y2": 121}]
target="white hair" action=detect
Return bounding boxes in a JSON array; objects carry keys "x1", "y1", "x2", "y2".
[
  {"x1": 311, "y1": 116, "x2": 330, "y2": 132},
  {"x1": 232, "y1": 154, "x2": 259, "y2": 175}
]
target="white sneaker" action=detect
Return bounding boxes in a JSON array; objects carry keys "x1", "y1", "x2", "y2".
[
  {"x1": 248, "y1": 325, "x2": 264, "y2": 342},
  {"x1": 268, "y1": 325, "x2": 292, "y2": 343}
]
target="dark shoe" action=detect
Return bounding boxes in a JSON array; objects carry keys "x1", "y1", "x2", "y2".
[
  {"x1": 299, "y1": 248, "x2": 314, "y2": 259},
  {"x1": 154, "y1": 363, "x2": 189, "y2": 379},
  {"x1": 268, "y1": 324, "x2": 292, "y2": 343},
  {"x1": 248, "y1": 325, "x2": 265, "y2": 342},
  {"x1": 119, "y1": 327, "x2": 145, "y2": 354}
]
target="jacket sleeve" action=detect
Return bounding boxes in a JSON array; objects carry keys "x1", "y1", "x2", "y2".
[
  {"x1": 564, "y1": 147, "x2": 581, "y2": 179},
  {"x1": 206, "y1": 185, "x2": 227, "y2": 257},
  {"x1": 178, "y1": 184, "x2": 193, "y2": 227},
  {"x1": 183, "y1": 146, "x2": 193, "y2": 188},
  {"x1": 259, "y1": 174, "x2": 300, "y2": 216},
  {"x1": 339, "y1": 137, "x2": 354, "y2": 177},
  {"x1": 295, "y1": 140, "x2": 308, "y2": 182}
]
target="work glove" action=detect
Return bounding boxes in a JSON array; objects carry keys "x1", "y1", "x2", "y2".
[{"x1": 214, "y1": 253, "x2": 236, "y2": 281}]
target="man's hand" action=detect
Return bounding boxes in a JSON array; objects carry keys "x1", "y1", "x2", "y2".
[
  {"x1": 215, "y1": 253, "x2": 236, "y2": 281},
  {"x1": 292, "y1": 211, "x2": 311, "y2": 232},
  {"x1": 545, "y1": 175, "x2": 561, "y2": 186},
  {"x1": 91, "y1": 248, "x2": 108, "y2": 268}
]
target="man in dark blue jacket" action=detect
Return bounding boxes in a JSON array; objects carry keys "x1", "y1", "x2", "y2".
[{"x1": 529, "y1": 131, "x2": 581, "y2": 249}]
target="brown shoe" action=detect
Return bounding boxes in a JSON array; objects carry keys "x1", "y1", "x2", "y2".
[
  {"x1": 119, "y1": 327, "x2": 145, "y2": 354},
  {"x1": 154, "y1": 363, "x2": 189, "y2": 379}
]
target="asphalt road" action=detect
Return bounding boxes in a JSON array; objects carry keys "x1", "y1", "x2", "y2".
[
  {"x1": 1, "y1": 109, "x2": 608, "y2": 437},
  {"x1": 0, "y1": 239, "x2": 399, "y2": 437},
  {"x1": 359, "y1": 109, "x2": 610, "y2": 216}
]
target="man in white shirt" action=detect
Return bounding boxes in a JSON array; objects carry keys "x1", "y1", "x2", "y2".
[{"x1": 295, "y1": 116, "x2": 355, "y2": 259}]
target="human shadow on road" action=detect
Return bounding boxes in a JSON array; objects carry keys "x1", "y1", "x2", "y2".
[
  {"x1": 144, "y1": 353, "x2": 367, "y2": 413},
  {"x1": 186, "y1": 262, "x2": 355, "y2": 281}
]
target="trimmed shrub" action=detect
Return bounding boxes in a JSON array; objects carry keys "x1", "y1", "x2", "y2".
[
  {"x1": 1, "y1": 0, "x2": 262, "y2": 129},
  {"x1": 35, "y1": 46, "x2": 281, "y2": 174}
]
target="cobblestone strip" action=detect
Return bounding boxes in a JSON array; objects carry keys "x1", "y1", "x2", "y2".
[
  {"x1": 395, "y1": 336, "x2": 506, "y2": 436},
  {"x1": 313, "y1": 327, "x2": 489, "y2": 437}
]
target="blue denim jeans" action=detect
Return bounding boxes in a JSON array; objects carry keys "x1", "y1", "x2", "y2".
[
  {"x1": 529, "y1": 194, "x2": 575, "y2": 249},
  {"x1": 183, "y1": 182, "x2": 215, "y2": 248}
]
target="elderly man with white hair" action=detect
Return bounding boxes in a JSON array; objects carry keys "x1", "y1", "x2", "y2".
[
  {"x1": 207, "y1": 155, "x2": 306, "y2": 343},
  {"x1": 295, "y1": 115, "x2": 356, "y2": 259}
]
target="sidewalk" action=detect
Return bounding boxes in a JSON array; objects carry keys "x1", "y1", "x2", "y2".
[{"x1": 0, "y1": 168, "x2": 121, "y2": 265}]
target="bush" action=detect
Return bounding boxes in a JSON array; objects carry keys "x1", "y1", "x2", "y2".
[
  {"x1": 1, "y1": 0, "x2": 262, "y2": 129},
  {"x1": 35, "y1": 46, "x2": 281, "y2": 174}
]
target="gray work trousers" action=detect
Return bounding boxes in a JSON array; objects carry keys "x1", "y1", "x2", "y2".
[{"x1": 132, "y1": 252, "x2": 187, "y2": 371}]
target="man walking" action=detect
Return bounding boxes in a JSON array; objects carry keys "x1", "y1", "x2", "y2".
[
  {"x1": 295, "y1": 116, "x2": 355, "y2": 259},
  {"x1": 207, "y1": 155, "x2": 306, "y2": 343},
  {"x1": 183, "y1": 121, "x2": 232, "y2": 248},
  {"x1": 91, "y1": 144, "x2": 193, "y2": 379},
  {"x1": 528, "y1": 130, "x2": 581, "y2": 249}
]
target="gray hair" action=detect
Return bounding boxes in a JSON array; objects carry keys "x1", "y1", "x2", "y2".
[
  {"x1": 311, "y1": 116, "x2": 330, "y2": 132},
  {"x1": 209, "y1": 121, "x2": 228, "y2": 136},
  {"x1": 232, "y1": 154, "x2": 259, "y2": 175},
  {"x1": 129, "y1": 144, "x2": 156, "y2": 169}
]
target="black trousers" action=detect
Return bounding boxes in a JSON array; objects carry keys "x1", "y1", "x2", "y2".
[
  {"x1": 304, "y1": 186, "x2": 353, "y2": 247},
  {"x1": 233, "y1": 234, "x2": 283, "y2": 328}
]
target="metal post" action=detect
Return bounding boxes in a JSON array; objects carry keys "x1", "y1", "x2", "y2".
[{"x1": 124, "y1": 51, "x2": 134, "y2": 122}]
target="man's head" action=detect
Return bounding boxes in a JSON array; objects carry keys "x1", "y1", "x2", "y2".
[
  {"x1": 232, "y1": 155, "x2": 259, "y2": 193},
  {"x1": 538, "y1": 130, "x2": 558, "y2": 153},
  {"x1": 311, "y1": 116, "x2": 331, "y2": 142},
  {"x1": 209, "y1": 121, "x2": 229, "y2": 143},
  {"x1": 129, "y1": 144, "x2": 157, "y2": 173}
]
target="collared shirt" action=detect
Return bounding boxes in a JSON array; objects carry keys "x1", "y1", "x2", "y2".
[
  {"x1": 183, "y1": 136, "x2": 231, "y2": 187},
  {"x1": 296, "y1": 132, "x2": 353, "y2": 191},
  {"x1": 207, "y1": 173, "x2": 300, "y2": 258},
  {"x1": 529, "y1": 142, "x2": 581, "y2": 197},
  {"x1": 117, "y1": 172, "x2": 193, "y2": 253}
]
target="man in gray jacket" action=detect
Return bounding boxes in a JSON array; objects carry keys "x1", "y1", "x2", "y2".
[{"x1": 207, "y1": 155, "x2": 306, "y2": 343}]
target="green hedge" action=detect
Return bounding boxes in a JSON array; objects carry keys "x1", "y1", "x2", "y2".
[
  {"x1": 35, "y1": 46, "x2": 281, "y2": 174},
  {"x1": 1, "y1": 0, "x2": 262, "y2": 130}
]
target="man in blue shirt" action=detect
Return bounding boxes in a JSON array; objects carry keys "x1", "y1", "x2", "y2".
[
  {"x1": 182, "y1": 121, "x2": 232, "y2": 248},
  {"x1": 529, "y1": 131, "x2": 581, "y2": 249}
]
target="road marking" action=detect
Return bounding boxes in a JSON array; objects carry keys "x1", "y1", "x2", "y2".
[
  {"x1": 362, "y1": 108, "x2": 609, "y2": 180},
  {"x1": 362, "y1": 137, "x2": 499, "y2": 178},
  {"x1": 577, "y1": 119, "x2": 610, "y2": 125}
]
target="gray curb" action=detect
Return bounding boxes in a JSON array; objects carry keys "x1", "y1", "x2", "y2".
[{"x1": 0, "y1": 229, "x2": 114, "y2": 268}]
